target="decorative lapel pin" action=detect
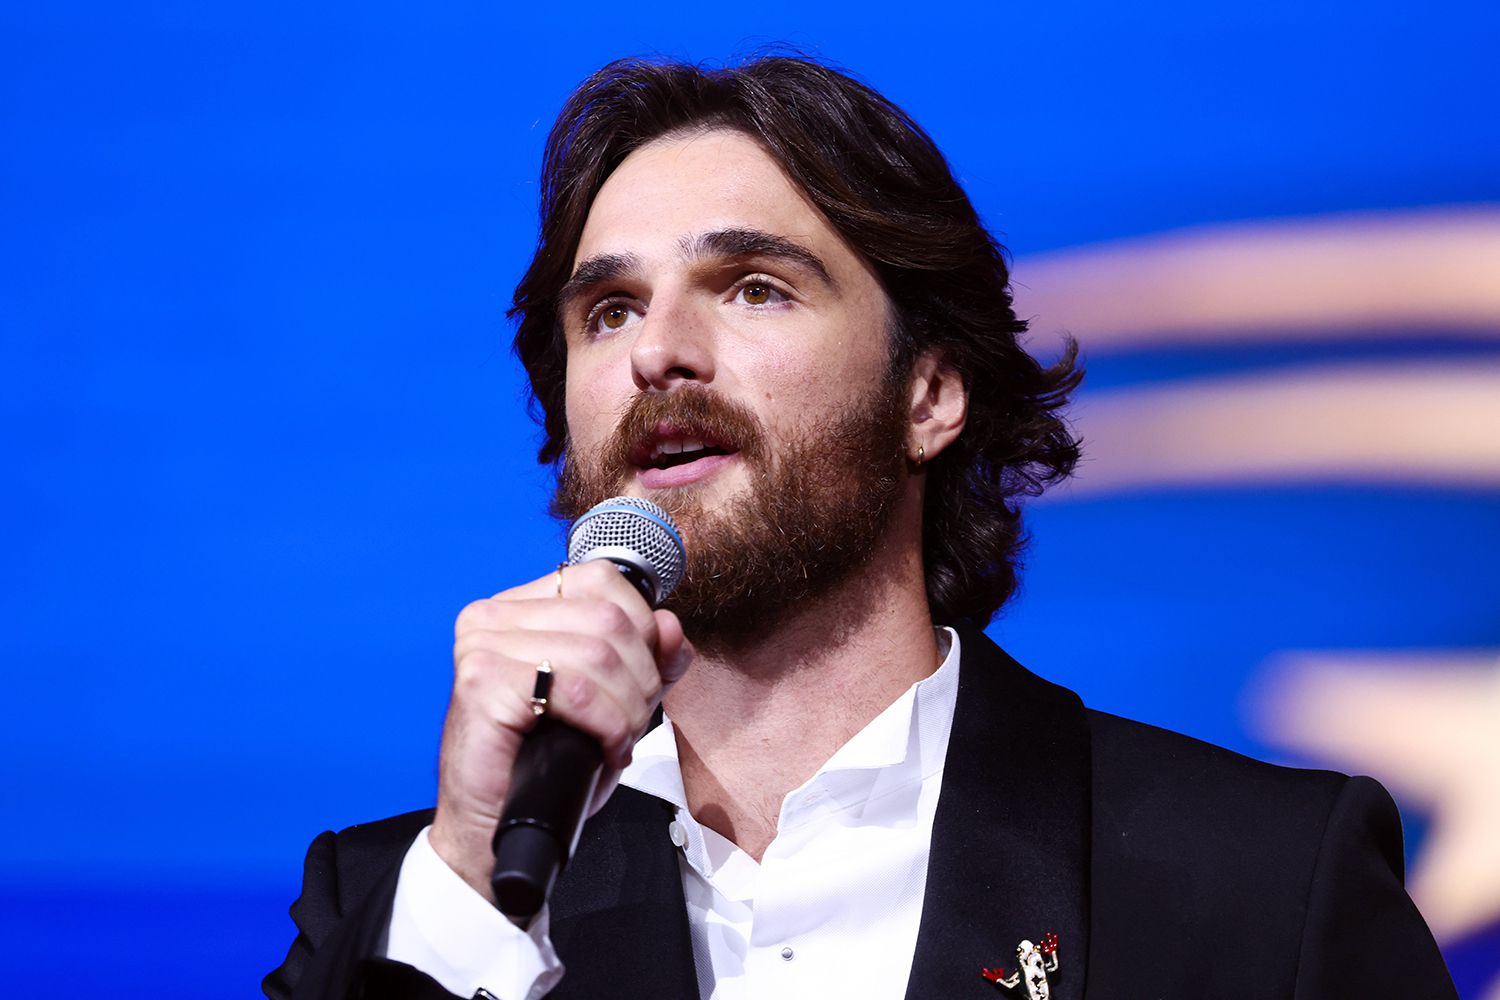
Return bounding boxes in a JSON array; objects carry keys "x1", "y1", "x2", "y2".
[{"x1": 981, "y1": 931, "x2": 1059, "y2": 999}]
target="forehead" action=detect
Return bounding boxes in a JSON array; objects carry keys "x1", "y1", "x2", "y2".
[{"x1": 573, "y1": 129, "x2": 854, "y2": 271}]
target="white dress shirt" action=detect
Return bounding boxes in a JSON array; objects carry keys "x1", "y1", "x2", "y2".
[{"x1": 384, "y1": 628, "x2": 961, "y2": 1000}]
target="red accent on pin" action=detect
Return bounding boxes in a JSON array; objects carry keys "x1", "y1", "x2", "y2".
[
  {"x1": 1039, "y1": 932, "x2": 1058, "y2": 954},
  {"x1": 982, "y1": 967, "x2": 1007, "y2": 983}
]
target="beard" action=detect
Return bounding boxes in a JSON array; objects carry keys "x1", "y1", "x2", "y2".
[{"x1": 553, "y1": 373, "x2": 911, "y2": 648}]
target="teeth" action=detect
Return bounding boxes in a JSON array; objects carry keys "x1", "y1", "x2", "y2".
[{"x1": 646, "y1": 438, "x2": 714, "y2": 464}]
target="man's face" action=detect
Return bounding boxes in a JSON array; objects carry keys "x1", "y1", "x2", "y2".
[{"x1": 554, "y1": 129, "x2": 912, "y2": 643}]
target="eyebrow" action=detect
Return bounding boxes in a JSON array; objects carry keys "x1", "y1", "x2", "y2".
[
  {"x1": 681, "y1": 227, "x2": 834, "y2": 287},
  {"x1": 557, "y1": 252, "x2": 644, "y2": 314},
  {"x1": 558, "y1": 227, "x2": 836, "y2": 315}
]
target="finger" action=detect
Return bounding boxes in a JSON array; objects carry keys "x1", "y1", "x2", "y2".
[
  {"x1": 491, "y1": 559, "x2": 655, "y2": 617},
  {"x1": 454, "y1": 648, "x2": 645, "y2": 769},
  {"x1": 453, "y1": 620, "x2": 660, "y2": 707},
  {"x1": 474, "y1": 627, "x2": 660, "y2": 722},
  {"x1": 454, "y1": 624, "x2": 660, "y2": 708},
  {"x1": 652, "y1": 609, "x2": 695, "y2": 687},
  {"x1": 456, "y1": 596, "x2": 660, "y2": 674}
]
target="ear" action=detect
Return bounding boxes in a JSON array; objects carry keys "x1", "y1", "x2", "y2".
[{"x1": 906, "y1": 351, "x2": 968, "y2": 465}]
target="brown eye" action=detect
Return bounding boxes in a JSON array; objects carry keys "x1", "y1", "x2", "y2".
[
  {"x1": 601, "y1": 305, "x2": 630, "y2": 329},
  {"x1": 742, "y1": 283, "x2": 771, "y2": 305}
]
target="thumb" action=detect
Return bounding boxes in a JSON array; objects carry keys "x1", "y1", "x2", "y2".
[{"x1": 653, "y1": 609, "x2": 695, "y2": 685}]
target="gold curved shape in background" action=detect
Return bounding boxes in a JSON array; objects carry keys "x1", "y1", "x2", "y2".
[
  {"x1": 1015, "y1": 206, "x2": 1500, "y2": 350},
  {"x1": 1057, "y1": 361, "x2": 1500, "y2": 495}
]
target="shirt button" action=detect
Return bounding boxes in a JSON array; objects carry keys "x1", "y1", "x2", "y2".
[
  {"x1": 780, "y1": 947, "x2": 794, "y2": 961},
  {"x1": 668, "y1": 820, "x2": 686, "y2": 847}
]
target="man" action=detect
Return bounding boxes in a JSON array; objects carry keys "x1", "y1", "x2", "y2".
[{"x1": 267, "y1": 56, "x2": 1456, "y2": 1000}]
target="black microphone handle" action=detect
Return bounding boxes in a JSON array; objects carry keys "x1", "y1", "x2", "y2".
[
  {"x1": 489, "y1": 559, "x2": 656, "y2": 923},
  {"x1": 490, "y1": 718, "x2": 602, "y2": 921}
]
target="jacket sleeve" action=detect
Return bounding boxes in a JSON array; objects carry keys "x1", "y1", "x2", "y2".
[
  {"x1": 263, "y1": 830, "x2": 337, "y2": 999},
  {"x1": 263, "y1": 828, "x2": 465, "y2": 1000},
  {"x1": 1292, "y1": 775, "x2": 1457, "y2": 1000}
]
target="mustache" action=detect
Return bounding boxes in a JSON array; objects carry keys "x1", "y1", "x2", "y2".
[
  {"x1": 601, "y1": 387, "x2": 768, "y2": 472},
  {"x1": 553, "y1": 386, "x2": 770, "y2": 523}
]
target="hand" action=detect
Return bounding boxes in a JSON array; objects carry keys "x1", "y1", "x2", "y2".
[{"x1": 428, "y1": 561, "x2": 694, "y2": 902}]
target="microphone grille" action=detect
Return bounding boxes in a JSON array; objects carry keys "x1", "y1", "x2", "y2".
[{"x1": 566, "y1": 496, "x2": 686, "y2": 603}]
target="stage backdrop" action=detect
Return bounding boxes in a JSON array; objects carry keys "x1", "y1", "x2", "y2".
[{"x1": 3, "y1": 2, "x2": 1498, "y2": 996}]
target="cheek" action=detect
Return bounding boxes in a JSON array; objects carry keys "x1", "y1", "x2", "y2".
[
  {"x1": 757, "y1": 344, "x2": 882, "y2": 414},
  {"x1": 734, "y1": 340, "x2": 824, "y2": 407},
  {"x1": 563, "y1": 369, "x2": 618, "y2": 454}
]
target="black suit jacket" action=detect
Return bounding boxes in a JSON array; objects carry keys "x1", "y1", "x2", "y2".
[{"x1": 266, "y1": 627, "x2": 1456, "y2": 999}]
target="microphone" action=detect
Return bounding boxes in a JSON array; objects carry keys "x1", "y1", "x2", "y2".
[{"x1": 490, "y1": 496, "x2": 686, "y2": 922}]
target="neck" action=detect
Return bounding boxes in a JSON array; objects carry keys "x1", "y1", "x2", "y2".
[{"x1": 662, "y1": 523, "x2": 941, "y2": 861}]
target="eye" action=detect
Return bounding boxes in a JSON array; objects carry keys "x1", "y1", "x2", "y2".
[
  {"x1": 733, "y1": 276, "x2": 789, "y2": 308},
  {"x1": 742, "y1": 283, "x2": 773, "y2": 305},
  {"x1": 584, "y1": 298, "x2": 642, "y2": 336}
]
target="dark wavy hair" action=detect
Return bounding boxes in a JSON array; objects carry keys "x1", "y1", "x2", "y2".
[{"x1": 510, "y1": 55, "x2": 1082, "y2": 625}]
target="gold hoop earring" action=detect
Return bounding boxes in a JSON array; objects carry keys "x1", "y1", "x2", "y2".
[{"x1": 916, "y1": 445, "x2": 925, "y2": 466}]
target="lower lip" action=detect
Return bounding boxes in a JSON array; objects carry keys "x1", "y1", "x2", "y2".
[{"x1": 636, "y1": 452, "x2": 738, "y2": 489}]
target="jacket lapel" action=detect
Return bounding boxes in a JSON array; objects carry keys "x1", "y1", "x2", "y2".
[
  {"x1": 541, "y1": 628, "x2": 1090, "y2": 1000},
  {"x1": 546, "y1": 785, "x2": 700, "y2": 1000},
  {"x1": 903, "y1": 625, "x2": 1092, "y2": 1000}
]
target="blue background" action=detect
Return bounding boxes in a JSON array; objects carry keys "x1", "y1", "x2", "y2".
[{"x1": 4, "y1": 1, "x2": 1498, "y2": 995}]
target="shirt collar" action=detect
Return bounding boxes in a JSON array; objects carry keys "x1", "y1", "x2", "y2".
[{"x1": 621, "y1": 626, "x2": 962, "y2": 826}]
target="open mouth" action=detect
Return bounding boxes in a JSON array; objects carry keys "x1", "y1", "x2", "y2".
[
  {"x1": 644, "y1": 438, "x2": 734, "y2": 470},
  {"x1": 627, "y1": 424, "x2": 740, "y2": 481}
]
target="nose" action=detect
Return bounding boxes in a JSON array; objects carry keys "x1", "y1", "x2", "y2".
[{"x1": 629, "y1": 292, "x2": 715, "y2": 392}]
